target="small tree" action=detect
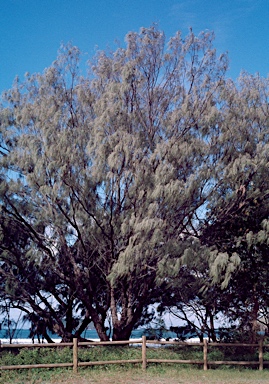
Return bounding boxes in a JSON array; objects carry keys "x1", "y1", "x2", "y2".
[
  {"x1": 200, "y1": 73, "x2": 269, "y2": 342},
  {"x1": 0, "y1": 300, "x2": 24, "y2": 343}
]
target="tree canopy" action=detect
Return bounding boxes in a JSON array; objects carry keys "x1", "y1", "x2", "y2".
[{"x1": 0, "y1": 26, "x2": 268, "y2": 342}]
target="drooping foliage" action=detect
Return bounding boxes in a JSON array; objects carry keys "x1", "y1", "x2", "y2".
[
  {"x1": 0, "y1": 26, "x2": 268, "y2": 342},
  {"x1": 159, "y1": 72, "x2": 269, "y2": 342},
  {"x1": 199, "y1": 74, "x2": 269, "y2": 341}
]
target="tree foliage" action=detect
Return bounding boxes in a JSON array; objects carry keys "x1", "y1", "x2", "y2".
[
  {"x1": 199, "y1": 73, "x2": 269, "y2": 341},
  {"x1": 0, "y1": 25, "x2": 268, "y2": 342}
]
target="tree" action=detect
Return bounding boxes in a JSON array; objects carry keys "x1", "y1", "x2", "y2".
[
  {"x1": 0, "y1": 26, "x2": 228, "y2": 341},
  {"x1": 156, "y1": 237, "x2": 233, "y2": 342},
  {"x1": 199, "y1": 73, "x2": 269, "y2": 342},
  {"x1": 0, "y1": 201, "x2": 79, "y2": 342},
  {"x1": 156, "y1": 72, "x2": 269, "y2": 343}
]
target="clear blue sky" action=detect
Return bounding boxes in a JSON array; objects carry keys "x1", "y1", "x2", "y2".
[{"x1": 0, "y1": 0, "x2": 268, "y2": 93}]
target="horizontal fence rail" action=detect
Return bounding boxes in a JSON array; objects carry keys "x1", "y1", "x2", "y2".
[{"x1": 1, "y1": 336, "x2": 268, "y2": 372}]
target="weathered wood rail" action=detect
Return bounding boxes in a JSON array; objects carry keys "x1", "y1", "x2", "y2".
[{"x1": 1, "y1": 336, "x2": 268, "y2": 372}]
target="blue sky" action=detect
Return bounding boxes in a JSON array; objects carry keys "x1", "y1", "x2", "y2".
[{"x1": 0, "y1": 0, "x2": 268, "y2": 93}]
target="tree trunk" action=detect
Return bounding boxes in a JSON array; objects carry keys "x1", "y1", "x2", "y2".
[
  {"x1": 250, "y1": 295, "x2": 259, "y2": 344},
  {"x1": 209, "y1": 312, "x2": 217, "y2": 342},
  {"x1": 112, "y1": 323, "x2": 134, "y2": 341},
  {"x1": 90, "y1": 309, "x2": 109, "y2": 341}
]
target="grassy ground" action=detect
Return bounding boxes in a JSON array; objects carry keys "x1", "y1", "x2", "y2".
[
  {"x1": 1, "y1": 366, "x2": 269, "y2": 384},
  {"x1": 2, "y1": 345, "x2": 269, "y2": 383}
]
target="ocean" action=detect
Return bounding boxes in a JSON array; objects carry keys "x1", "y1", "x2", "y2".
[
  {"x1": 0, "y1": 328, "x2": 99, "y2": 341},
  {"x1": 0, "y1": 328, "x2": 179, "y2": 343}
]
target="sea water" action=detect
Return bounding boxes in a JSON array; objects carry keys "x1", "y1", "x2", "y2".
[{"x1": 0, "y1": 328, "x2": 180, "y2": 343}]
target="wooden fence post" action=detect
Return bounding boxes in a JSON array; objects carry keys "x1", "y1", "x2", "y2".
[
  {"x1": 142, "y1": 336, "x2": 147, "y2": 370},
  {"x1": 259, "y1": 337, "x2": 264, "y2": 371},
  {"x1": 73, "y1": 338, "x2": 78, "y2": 373},
  {"x1": 203, "y1": 339, "x2": 208, "y2": 371}
]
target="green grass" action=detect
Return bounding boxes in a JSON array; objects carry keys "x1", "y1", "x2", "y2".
[
  {"x1": 1, "y1": 366, "x2": 269, "y2": 384},
  {"x1": 1, "y1": 344, "x2": 269, "y2": 383}
]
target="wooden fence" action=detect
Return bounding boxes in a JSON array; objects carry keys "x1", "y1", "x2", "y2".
[{"x1": 1, "y1": 336, "x2": 268, "y2": 372}]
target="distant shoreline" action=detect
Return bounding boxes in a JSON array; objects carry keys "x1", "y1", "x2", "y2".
[
  {"x1": 0, "y1": 337, "x2": 102, "y2": 344},
  {"x1": 0, "y1": 328, "x2": 197, "y2": 344}
]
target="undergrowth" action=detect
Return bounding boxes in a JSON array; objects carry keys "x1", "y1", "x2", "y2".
[{"x1": 1, "y1": 343, "x2": 269, "y2": 383}]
